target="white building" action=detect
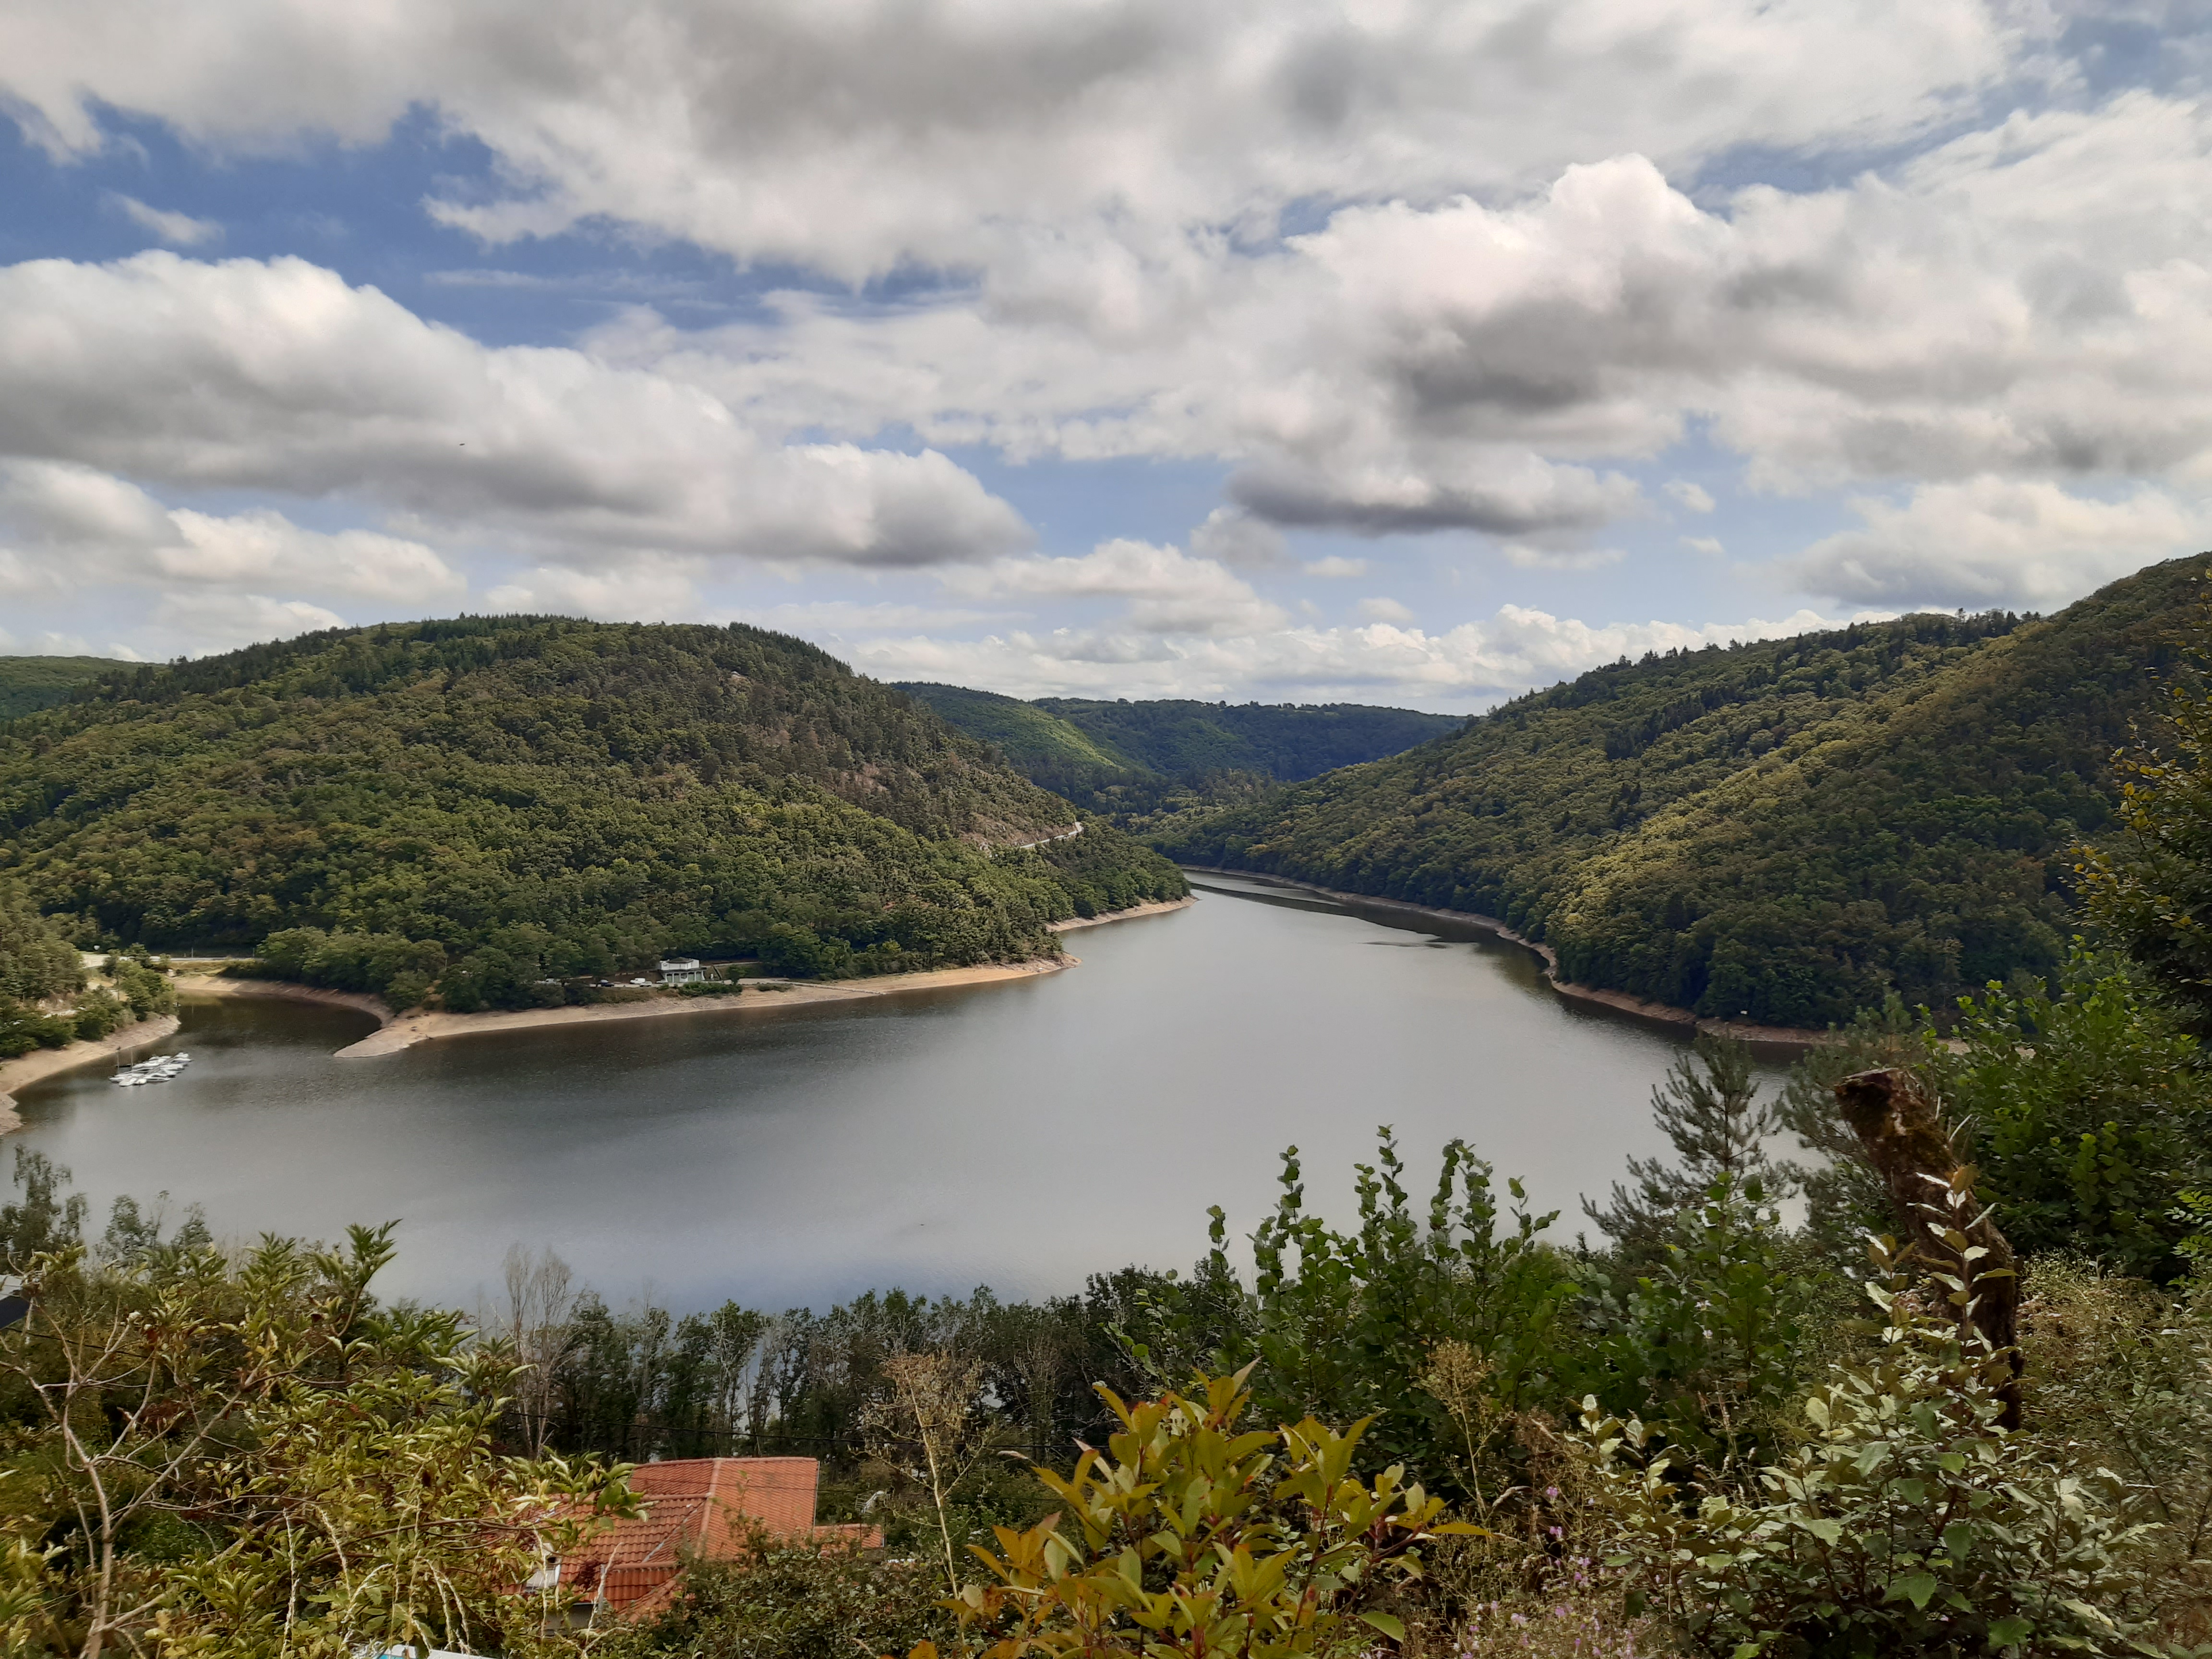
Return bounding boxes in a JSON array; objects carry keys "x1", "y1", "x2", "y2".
[{"x1": 657, "y1": 958, "x2": 705, "y2": 985}]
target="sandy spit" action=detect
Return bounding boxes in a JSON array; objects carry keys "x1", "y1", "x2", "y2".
[
  {"x1": 334, "y1": 957, "x2": 1074, "y2": 1058},
  {"x1": 325, "y1": 895, "x2": 1194, "y2": 1059},
  {"x1": 0, "y1": 1014, "x2": 183, "y2": 1133},
  {"x1": 1181, "y1": 866, "x2": 1827, "y2": 1051},
  {"x1": 1047, "y1": 895, "x2": 1195, "y2": 932}
]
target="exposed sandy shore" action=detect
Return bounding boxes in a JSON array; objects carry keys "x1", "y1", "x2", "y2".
[
  {"x1": 1182, "y1": 866, "x2": 1828, "y2": 1051},
  {"x1": 334, "y1": 956, "x2": 1076, "y2": 1057},
  {"x1": 1048, "y1": 895, "x2": 1194, "y2": 932},
  {"x1": 316, "y1": 895, "x2": 1195, "y2": 1059},
  {"x1": 0, "y1": 1014, "x2": 183, "y2": 1132}
]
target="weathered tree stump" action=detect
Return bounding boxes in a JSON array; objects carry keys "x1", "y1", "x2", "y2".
[{"x1": 1833, "y1": 1067, "x2": 2023, "y2": 1428}]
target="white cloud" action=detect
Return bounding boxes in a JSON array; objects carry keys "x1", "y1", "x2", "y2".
[
  {"x1": 1780, "y1": 478, "x2": 2212, "y2": 608},
  {"x1": 0, "y1": 460, "x2": 466, "y2": 602},
  {"x1": 1683, "y1": 535, "x2": 1725, "y2": 555},
  {"x1": 1187, "y1": 507, "x2": 1285, "y2": 568},
  {"x1": 1302, "y1": 556, "x2": 1368, "y2": 578},
  {"x1": 1356, "y1": 596, "x2": 1414, "y2": 622},
  {"x1": 151, "y1": 591, "x2": 348, "y2": 653},
  {"x1": 483, "y1": 555, "x2": 703, "y2": 620},
  {"x1": 942, "y1": 539, "x2": 1286, "y2": 636},
  {"x1": 0, "y1": 0, "x2": 2030, "y2": 281},
  {"x1": 106, "y1": 192, "x2": 221, "y2": 246},
  {"x1": 1666, "y1": 480, "x2": 1716, "y2": 513},
  {"x1": 845, "y1": 602, "x2": 1860, "y2": 705},
  {"x1": 0, "y1": 252, "x2": 1030, "y2": 574}
]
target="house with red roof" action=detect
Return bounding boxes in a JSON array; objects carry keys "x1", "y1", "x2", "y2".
[{"x1": 534, "y1": 1455, "x2": 880, "y2": 1625}]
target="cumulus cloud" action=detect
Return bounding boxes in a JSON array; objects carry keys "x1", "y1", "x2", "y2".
[
  {"x1": 151, "y1": 591, "x2": 348, "y2": 653},
  {"x1": 0, "y1": 460, "x2": 467, "y2": 602},
  {"x1": 0, "y1": 252, "x2": 1030, "y2": 572},
  {"x1": 0, "y1": 0, "x2": 2028, "y2": 280},
  {"x1": 1356, "y1": 597, "x2": 1414, "y2": 623},
  {"x1": 1187, "y1": 507, "x2": 1285, "y2": 569},
  {"x1": 1303, "y1": 556, "x2": 1368, "y2": 578},
  {"x1": 1779, "y1": 478, "x2": 2212, "y2": 609},
  {"x1": 845, "y1": 602, "x2": 1860, "y2": 705},
  {"x1": 106, "y1": 192, "x2": 221, "y2": 246},
  {"x1": 941, "y1": 540, "x2": 1286, "y2": 636},
  {"x1": 1666, "y1": 480, "x2": 1716, "y2": 513}
]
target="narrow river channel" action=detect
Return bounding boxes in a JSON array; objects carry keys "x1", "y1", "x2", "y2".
[{"x1": 12, "y1": 876, "x2": 1794, "y2": 1311}]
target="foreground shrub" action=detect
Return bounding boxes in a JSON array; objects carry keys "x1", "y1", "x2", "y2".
[
  {"x1": 1574, "y1": 1246, "x2": 2157, "y2": 1657},
  {"x1": 0, "y1": 1223, "x2": 633, "y2": 1656},
  {"x1": 912, "y1": 1367, "x2": 1470, "y2": 1659},
  {"x1": 601, "y1": 1539, "x2": 950, "y2": 1659}
]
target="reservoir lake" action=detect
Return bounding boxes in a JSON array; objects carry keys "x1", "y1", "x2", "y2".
[{"x1": 12, "y1": 874, "x2": 1793, "y2": 1312}]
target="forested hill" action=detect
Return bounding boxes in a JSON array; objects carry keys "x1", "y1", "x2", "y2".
[
  {"x1": 0, "y1": 655, "x2": 121, "y2": 721},
  {"x1": 1161, "y1": 556, "x2": 2204, "y2": 1028},
  {"x1": 894, "y1": 683, "x2": 1461, "y2": 823},
  {"x1": 0, "y1": 618, "x2": 1184, "y2": 995}
]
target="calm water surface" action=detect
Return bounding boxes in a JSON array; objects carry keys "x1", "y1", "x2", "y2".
[{"x1": 14, "y1": 877, "x2": 1782, "y2": 1310}]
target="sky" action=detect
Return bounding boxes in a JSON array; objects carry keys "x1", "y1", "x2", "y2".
[{"x1": 1, "y1": 0, "x2": 2208, "y2": 712}]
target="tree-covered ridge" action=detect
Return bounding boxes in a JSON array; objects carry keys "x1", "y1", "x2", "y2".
[
  {"x1": 896, "y1": 683, "x2": 1463, "y2": 830},
  {"x1": 1162, "y1": 556, "x2": 2204, "y2": 1027},
  {"x1": 1031, "y1": 696, "x2": 1462, "y2": 781},
  {"x1": 0, "y1": 656, "x2": 121, "y2": 721},
  {"x1": 0, "y1": 617, "x2": 1184, "y2": 996},
  {"x1": 893, "y1": 684, "x2": 1136, "y2": 774}
]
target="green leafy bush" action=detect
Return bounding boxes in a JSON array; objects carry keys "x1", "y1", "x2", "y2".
[
  {"x1": 601, "y1": 1540, "x2": 951, "y2": 1659},
  {"x1": 1575, "y1": 1251, "x2": 2158, "y2": 1657}
]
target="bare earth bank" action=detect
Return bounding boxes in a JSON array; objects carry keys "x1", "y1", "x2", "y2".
[
  {"x1": 0, "y1": 1014, "x2": 183, "y2": 1132},
  {"x1": 208, "y1": 895, "x2": 1199, "y2": 1060}
]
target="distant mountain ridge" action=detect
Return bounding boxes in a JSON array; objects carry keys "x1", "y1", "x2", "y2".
[
  {"x1": 0, "y1": 655, "x2": 124, "y2": 721},
  {"x1": 0, "y1": 618, "x2": 1184, "y2": 1003},
  {"x1": 894, "y1": 683, "x2": 1461, "y2": 824},
  {"x1": 1159, "y1": 557, "x2": 2204, "y2": 1028}
]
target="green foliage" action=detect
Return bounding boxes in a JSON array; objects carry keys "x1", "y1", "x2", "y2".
[
  {"x1": 1585, "y1": 1176, "x2": 1827, "y2": 1479},
  {"x1": 0, "y1": 1220, "x2": 635, "y2": 1657},
  {"x1": 1164, "y1": 557, "x2": 2203, "y2": 1027},
  {"x1": 1031, "y1": 697, "x2": 1462, "y2": 782},
  {"x1": 896, "y1": 685, "x2": 1138, "y2": 774},
  {"x1": 0, "y1": 880, "x2": 83, "y2": 1004},
  {"x1": 1575, "y1": 1250, "x2": 2159, "y2": 1658},
  {"x1": 599, "y1": 1539, "x2": 953, "y2": 1659},
  {"x1": 2078, "y1": 603, "x2": 2212, "y2": 1037},
  {"x1": 1585, "y1": 1036, "x2": 1787, "y2": 1253},
  {"x1": 927, "y1": 1368, "x2": 1467, "y2": 1659},
  {"x1": 2021, "y1": 1258, "x2": 2212, "y2": 1637},
  {"x1": 900, "y1": 683, "x2": 1461, "y2": 828},
  {"x1": 1927, "y1": 952, "x2": 2212, "y2": 1280},
  {"x1": 1170, "y1": 1131, "x2": 1580, "y2": 1493},
  {"x1": 0, "y1": 617, "x2": 1183, "y2": 1007},
  {"x1": 0, "y1": 656, "x2": 119, "y2": 722}
]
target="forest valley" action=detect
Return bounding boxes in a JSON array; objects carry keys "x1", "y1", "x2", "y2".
[{"x1": 0, "y1": 625, "x2": 2210, "y2": 1658}]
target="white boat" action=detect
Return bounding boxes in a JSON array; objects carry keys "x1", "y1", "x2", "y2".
[{"x1": 110, "y1": 1053, "x2": 192, "y2": 1086}]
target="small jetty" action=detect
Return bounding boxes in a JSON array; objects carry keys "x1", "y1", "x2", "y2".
[{"x1": 111, "y1": 1052, "x2": 191, "y2": 1088}]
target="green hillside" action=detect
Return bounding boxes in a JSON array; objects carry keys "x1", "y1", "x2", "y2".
[
  {"x1": 1161, "y1": 557, "x2": 2203, "y2": 1027},
  {"x1": 0, "y1": 655, "x2": 125, "y2": 720},
  {"x1": 1034, "y1": 697, "x2": 1463, "y2": 781},
  {"x1": 895, "y1": 684, "x2": 1462, "y2": 831},
  {"x1": 894, "y1": 683, "x2": 1136, "y2": 773},
  {"x1": 0, "y1": 617, "x2": 1184, "y2": 1004}
]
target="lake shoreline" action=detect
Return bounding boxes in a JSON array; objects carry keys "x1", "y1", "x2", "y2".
[
  {"x1": 174, "y1": 894, "x2": 1198, "y2": 1060},
  {"x1": 0, "y1": 1014, "x2": 184, "y2": 1132},
  {"x1": 1181, "y1": 867, "x2": 1827, "y2": 1051}
]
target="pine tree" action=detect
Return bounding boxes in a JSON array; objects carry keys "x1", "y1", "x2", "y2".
[{"x1": 1584, "y1": 1035, "x2": 1784, "y2": 1252}]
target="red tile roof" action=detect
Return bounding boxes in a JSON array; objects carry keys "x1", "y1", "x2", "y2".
[{"x1": 549, "y1": 1457, "x2": 880, "y2": 1622}]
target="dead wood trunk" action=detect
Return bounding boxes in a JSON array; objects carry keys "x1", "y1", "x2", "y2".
[{"x1": 1832, "y1": 1067, "x2": 2023, "y2": 1428}]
